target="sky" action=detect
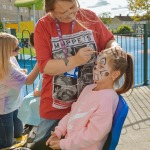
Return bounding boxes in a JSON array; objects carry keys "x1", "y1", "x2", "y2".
[{"x1": 79, "y1": 0, "x2": 131, "y2": 17}]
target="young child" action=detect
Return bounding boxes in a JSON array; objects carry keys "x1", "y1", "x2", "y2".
[
  {"x1": 46, "y1": 48, "x2": 133, "y2": 150},
  {"x1": 18, "y1": 77, "x2": 43, "y2": 143},
  {"x1": 17, "y1": 32, "x2": 42, "y2": 145},
  {"x1": 0, "y1": 32, "x2": 39, "y2": 149}
]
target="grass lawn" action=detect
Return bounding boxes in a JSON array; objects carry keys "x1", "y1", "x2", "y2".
[
  {"x1": 16, "y1": 32, "x2": 30, "y2": 38},
  {"x1": 19, "y1": 47, "x2": 36, "y2": 56}
]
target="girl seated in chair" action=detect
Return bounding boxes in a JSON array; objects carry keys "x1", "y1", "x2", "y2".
[{"x1": 46, "y1": 47, "x2": 133, "y2": 150}]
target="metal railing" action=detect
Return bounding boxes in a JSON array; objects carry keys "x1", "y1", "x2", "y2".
[
  {"x1": 17, "y1": 30, "x2": 40, "y2": 95},
  {"x1": 115, "y1": 24, "x2": 150, "y2": 86}
]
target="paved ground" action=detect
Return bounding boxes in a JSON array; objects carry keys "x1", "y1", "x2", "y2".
[{"x1": 117, "y1": 86, "x2": 150, "y2": 150}]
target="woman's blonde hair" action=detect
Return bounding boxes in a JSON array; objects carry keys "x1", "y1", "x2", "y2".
[{"x1": 0, "y1": 32, "x2": 18, "y2": 80}]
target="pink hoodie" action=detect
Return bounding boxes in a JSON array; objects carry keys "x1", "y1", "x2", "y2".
[{"x1": 54, "y1": 84, "x2": 119, "y2": 150}]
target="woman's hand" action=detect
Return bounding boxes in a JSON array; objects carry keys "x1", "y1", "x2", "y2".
[
  {"x1": 105, "y1": 40, "x2": 127, "y2": 59},
  {"x1": 100, "y1": 46, "x2": 127, "y2": 59},
  {"x1": 75, "y1": 47, "x2": 96, "y2": 65},
  {"x1": 112, "y1": 46, "x2": 127, "y2": 58}
]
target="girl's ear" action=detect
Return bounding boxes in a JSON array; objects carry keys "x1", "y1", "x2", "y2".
[{"x1": 111, "y1": 70, "x2": 120, "y2": 81}]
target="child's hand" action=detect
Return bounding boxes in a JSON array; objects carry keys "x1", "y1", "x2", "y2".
[
  {"x1": 51, "y1": 131, "x2": 57, "y2": 139},
  {"x1": 33, "y1": 89, "x2": 41, "y2": 97},
  {"x1": 49, "y1": 139, "x2": 61, "y2": 150},
  {"x1": 46, "y1": 131, "x2": 59, "y2": 146},
  {"x1": 21, "y1": 69, "x2": 28, "y2": 74}
]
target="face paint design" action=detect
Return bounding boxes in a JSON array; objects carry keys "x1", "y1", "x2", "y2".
[{"x1": 93, "y1": 53, "x2": 110, "y2": 82}]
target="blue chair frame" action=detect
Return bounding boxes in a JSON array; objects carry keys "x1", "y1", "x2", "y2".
[{"x1": 102, "y1": 94, "x2": 129, "y2": 150}]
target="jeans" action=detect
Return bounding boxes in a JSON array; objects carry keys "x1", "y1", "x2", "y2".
[
  {"x1": 34, "y1": 118, "x2": 60, "y2": 142},
  {"x1": 31, "y1": 118, "x2": 60, "y2": 150},
  {"x1": 0, "y1": 109, "x2": 23, "y2": 149}
]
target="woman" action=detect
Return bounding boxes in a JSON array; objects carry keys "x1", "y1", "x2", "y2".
[{"x1": 33, "y1": 0, "x2": 124, "y2": 146}]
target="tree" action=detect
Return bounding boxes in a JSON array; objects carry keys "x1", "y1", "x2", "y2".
[
  {"x1": 98, "y1": 12, "x2": 112, "y2": 25},
  {"x1": 117, "y1": 25, "x2": 133, "y2": 34},
  {"x1": 0, "y1": 21, "x2": 3, "y2": 32},
  {"x1": 127, "y1": 0, "x2": 150, "y2": 26}
]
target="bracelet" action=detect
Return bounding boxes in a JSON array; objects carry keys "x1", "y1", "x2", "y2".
[{"x1": 63, "y1": 58, "x2": 69, "y2": 66}]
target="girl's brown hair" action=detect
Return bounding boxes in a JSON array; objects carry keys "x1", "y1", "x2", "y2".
[
  {"x1": 45, "y1": 0, "x2": 76, "y2": 13},
  {"x1": 30, "y1": 32, "x2": 34, "y2": 47},
  {"x1": 102, "y1": 48, "x2": 134, "y2": 94},
  {"x1": 44, "y1": 0, "x2": 101, "y2": 32},
  {"x1": 115, "y1": 54, "x2": 134, "y2": 94}
]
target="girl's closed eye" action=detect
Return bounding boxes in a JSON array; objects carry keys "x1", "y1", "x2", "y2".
[
  {"x1": 70, "y1": 5, "x2": 75, "y2": 10},
  {"x1": 94, "y1": 61, "x2": 105, "y2": 70},
  {"x1": 98, "y1": 63, "x2": 105, "y2": 69},
  {"x1": 100, "y1": 58, "x2": 106, "y2": 65}
]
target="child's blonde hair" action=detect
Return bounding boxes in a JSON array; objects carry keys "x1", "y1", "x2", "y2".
[{"x1": 0, "y1": 32, "x2": 18, "y2": 80}]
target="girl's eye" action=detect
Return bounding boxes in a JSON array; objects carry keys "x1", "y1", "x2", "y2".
[
  {"x1": 100, "y1": 60, "x2": 105, "y2": 65},
  {"x1": 99, "y1": 62, "x2": 105, "y2": 69},
  {"x1": 100, "y1": 64, "x2": 104, "y2": 68},
  {"x1": 99, "y1": 57, "x2": 106, "y2": 65},
  {"x1": 62, "y1": 11, "x2": 67, "y2": 15},
  {"x1": 70, "y1": 4, "x2": 76, "y2": 9}
]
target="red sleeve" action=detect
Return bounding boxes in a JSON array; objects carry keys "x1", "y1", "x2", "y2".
[
  {"x1": 84, "y1": 9, "x2": 114, "y2": 52},
  {"x1": 34, "y1": 19, "x2": 52, "y2": 73},
  {"x1": 94, "y1": 18, "x2": 114, "y2": 52},
  {"x1": 76, "y1": 9, "x2": 114, "y2": 53}
]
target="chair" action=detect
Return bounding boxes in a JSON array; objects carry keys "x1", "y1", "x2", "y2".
[{"x1": 102, "y1": 94, "x2": 129, "y2": 150}]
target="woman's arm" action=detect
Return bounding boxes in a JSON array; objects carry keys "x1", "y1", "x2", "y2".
[
  {"x1": 104, "y1": 40, "x2": 127, "y2": 58},
  {"x1": 44, "y1": 47, "x2": 95, "y2": 75},
  {"x1": 105, "y1": 40, "x2": 120, "y2": 48},
  {"x1": 34, "y1": 22, "x2": 95, "y2": 76}
]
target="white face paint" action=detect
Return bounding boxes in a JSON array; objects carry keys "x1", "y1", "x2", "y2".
[{"x1": 93, "y1": 53, "x2": 110, "y2": 82}]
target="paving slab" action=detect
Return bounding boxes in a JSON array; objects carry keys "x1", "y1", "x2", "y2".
[{"x1": 116, "y1": 86, "x2": 150, "y2": 150}]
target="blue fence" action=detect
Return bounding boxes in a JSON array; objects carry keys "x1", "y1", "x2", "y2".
[{"x1": 115, "y1": 35, "x2": 150, "y2": 86}]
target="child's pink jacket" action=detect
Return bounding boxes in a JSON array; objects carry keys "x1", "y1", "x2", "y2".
[{"x1": 54, "y1": 84, "x2": 119, "y2": 150}]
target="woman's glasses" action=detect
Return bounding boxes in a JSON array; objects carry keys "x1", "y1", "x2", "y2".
[
  {"x1": 53, "y1": 6, "x2": 80, "y2": 20},
  {"x1": 12, "y1": 45, "x2": 20, "y2": 52}
]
